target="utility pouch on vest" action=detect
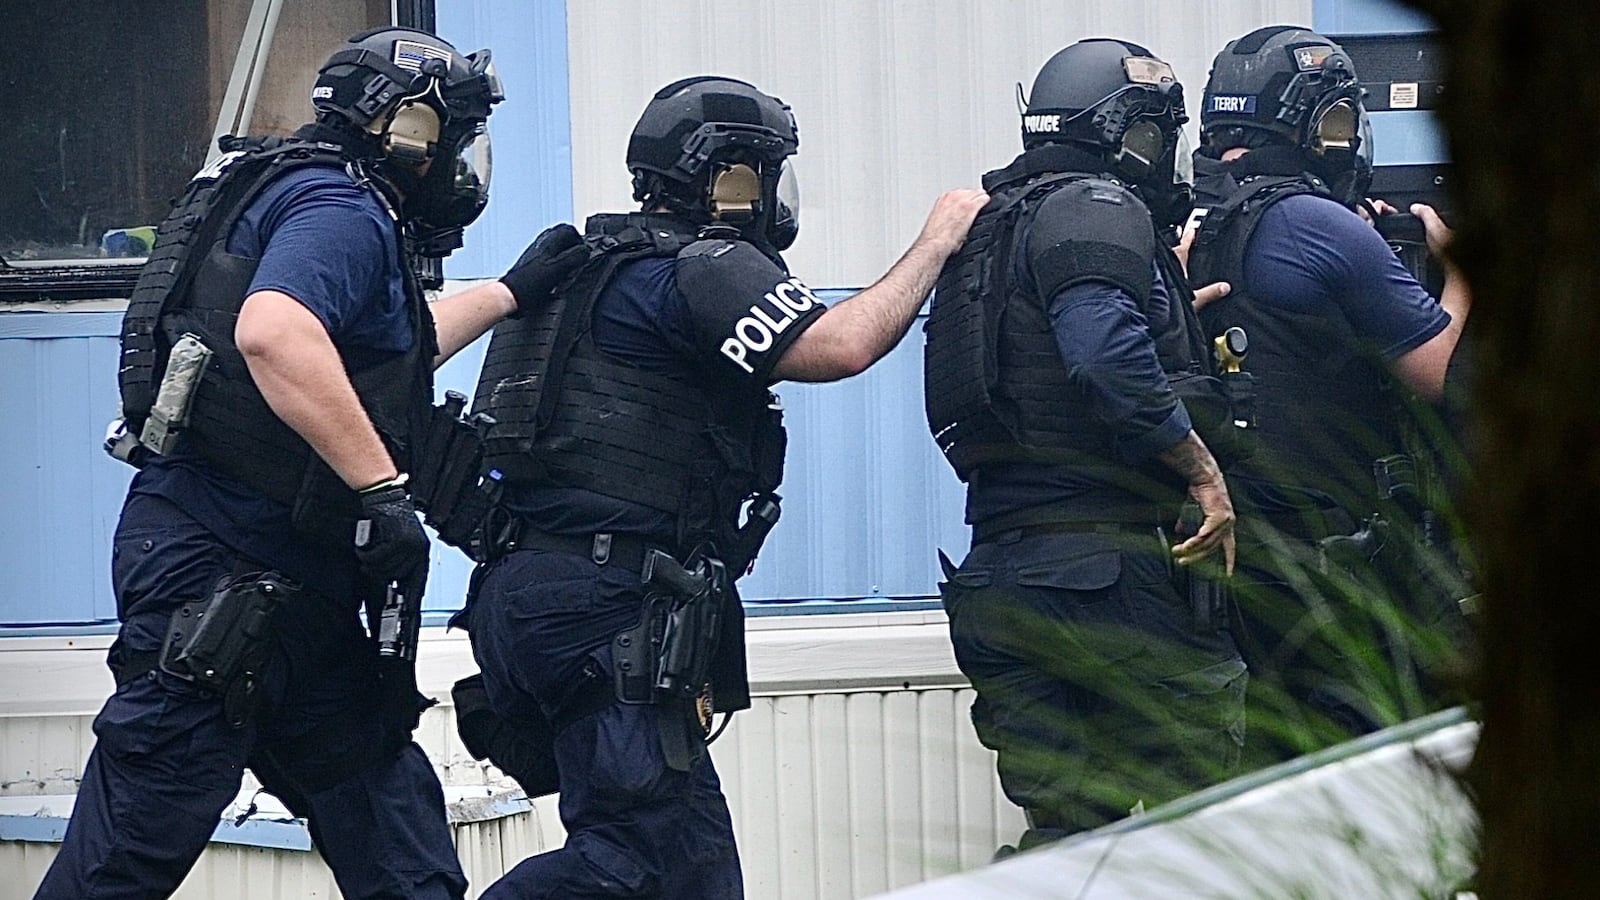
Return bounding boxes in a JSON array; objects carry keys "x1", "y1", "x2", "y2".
[
  {"x1": 160, "y1": 571, "x2": 294, "y2": 726},
  {"x1": 139, "y1": 332, "x2": 213, "y2": 456},
  {"x1": 411, "y1": 390, "x2": 501, "y2": 558},
  {"x1": 1170, "y1": 371, "x2": 1256, "y2": 470}
]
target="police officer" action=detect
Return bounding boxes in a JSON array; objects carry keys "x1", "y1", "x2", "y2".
[
  {"x1": 925, "y1": 39, "x2": 1249, "y2": 847},
  {"x1": 35, "y1": 27, "x2": 532, "y2": 900},
  {"x1": 459, "y1": 77, "x2": 986, "y2": 897},
  {"x1": 1183, "y1": 26, "x2": 1470, "y2": 762}
]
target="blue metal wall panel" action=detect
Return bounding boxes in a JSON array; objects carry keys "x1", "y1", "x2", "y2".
[
  {"x1": 437, "y1": 0, "x2": 574, "y2": 281},
  {"x1": 0, "y1": 294, "x2": 970, "y2": 625},
  {"x1": 0, "y1": 317, "x2": 129, "y2": 625},
  {"x1": 739, "y1": 294, "x2": 969, "y2": 604},
  {"x1": 1314, "y1": 0, "x2": 1434, "y2": 34},
  {"x1": 1315, "y1": 2, "x2": 1448, "y2": 171}
]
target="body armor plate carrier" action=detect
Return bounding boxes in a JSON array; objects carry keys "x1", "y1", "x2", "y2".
[
  {"x1": 117, "y1": 136, "x2": 435, "y2": 545},
  {"x1": 1187, "y1": 158, "x2": 1404, "y2": 515},
  {"x1": 925, "y1": 147, "x2": 1244, "y2": 521},
  {"x1": 473, "y1": 213, "x2": 787, "y2": 561}
]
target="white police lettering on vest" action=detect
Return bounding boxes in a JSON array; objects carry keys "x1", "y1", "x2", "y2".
[
  {"x1": 719, "y1": 277, "x2": 821, "y2": 374},
  {"x1": 1023, "y1": 114, "x2": 1062, "y2": 134}
]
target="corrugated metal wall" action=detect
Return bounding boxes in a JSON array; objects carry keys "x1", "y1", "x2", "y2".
[
  {"x1": 715, "y1": 689, "x2": 1026, "y2": 898},
  {"x1": 566, "y1": 0, "x2": 1313, "y2": 288},
  {"x1": 4, "y1": 685, "x2": 1023, "y2": 900}
]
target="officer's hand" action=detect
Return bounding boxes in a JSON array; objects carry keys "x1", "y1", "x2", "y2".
[
  {"x1": 354, "y1": 480, "x2": 430, "y2": 584},
  {"x1": 1410, "y1": 203, "x2": 1455, "y2": 264},
  {"x1": 917, "y1": 189, "x2": 991, "y2": 255},
  {"x1": 1172, "y1": 476, "x2": 1237, "y2": 576},
  {"x1": 1174, "y1": 226, "x2": 1231, "y2": 309},
  {"x1": 500, "y1": 223, "x2": 588, "y2": 316},
  {"x1": 1356, "y1": 198, "x2": 1400, "y2": 226},
  {"x1": 1191, "y1": 281, "x2": 1231, "y2": 311}
]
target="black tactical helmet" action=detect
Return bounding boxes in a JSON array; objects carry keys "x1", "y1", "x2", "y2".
[
  {"x1": 312, "y1": 27, "x2": 504, "y2": 246},
  {"x1": 1020, "y1": 38, "x2": 1194, "y2": 226},
  {"x1": 1200, "y1": 26, "x2": 1372, "y2": 203},
  {"x1": 627, "y1": 77, "x2": 802, "y2": 250}
]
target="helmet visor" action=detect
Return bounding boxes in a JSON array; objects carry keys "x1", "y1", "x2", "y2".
[
  {"x1": 453, "y1": 126, "x2": 492, "y2": 200},
  {"x1": 775, "y1": 160, "x2": 798, "y2": 229},
  {"x1": 1173, "y1": 127, "x2": 1194, "y2": 188},
  {"x1": 769, "y1": 159, "x2": 800, "y2": 250}
]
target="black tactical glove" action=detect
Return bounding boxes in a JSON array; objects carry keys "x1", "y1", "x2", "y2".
[
  {"x1": 500, "y1": 223, "x2": 588, "y2": 316},
  {"x1": 353, "y1": 478, "x2": 430, "y2": 584}
]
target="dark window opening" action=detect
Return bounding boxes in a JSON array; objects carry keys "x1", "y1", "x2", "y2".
[{"x1": 1, "y1": 0, "x2": 397, "y2": 280}]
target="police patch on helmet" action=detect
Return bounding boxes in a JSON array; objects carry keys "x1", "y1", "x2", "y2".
[
  {"x1": 1208, "y1": 94, "x2": 1257, "y2": 114},
  {"x1": 394, "y1": 40, "x2": 452, "y2": 72},
  {"x1": 1294, "y1": 45, "x2": 1334, "y2": 71},
  {"x1": 1023, "y1": 113, "x2": 1063, "y2": 135}
]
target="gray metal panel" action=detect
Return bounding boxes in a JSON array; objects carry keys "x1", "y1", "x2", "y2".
[{"x1": 565, "y1": 0, "x2": 1312, "y2": 289}]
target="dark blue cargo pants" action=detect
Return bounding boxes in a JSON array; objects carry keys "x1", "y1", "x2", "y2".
[
  {"x1": 33, "y1": 495, "x2": 465, "y2": 900},
  {"x1": 468, "y1": 548, "x2": 743, "y2": 899},
  {"x1": 941, "y1": 528, "x2": 1248, "y2": 843}
]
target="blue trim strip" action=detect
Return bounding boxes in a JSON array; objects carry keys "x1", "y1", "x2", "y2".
[
  {"x1": 0, "y1": 813, "x2": 71, "y2": 843},
  {"x1": 0, "y1": 310, "x2": 123, "y2": 339},
  {"x1": 0, "y1": 596, "x2": 948, "y2": 634}
]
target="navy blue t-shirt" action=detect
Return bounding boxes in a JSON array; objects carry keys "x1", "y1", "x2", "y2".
[
  {"x1": 504, "y1": 246, "x2": 826, "y2": 541},
  {"x1": 1243, "y1": 193, "x2": 1449, "y2": 358},
  {"x1": 126, "y1": 164, "x2": 413, "y2": 599}
]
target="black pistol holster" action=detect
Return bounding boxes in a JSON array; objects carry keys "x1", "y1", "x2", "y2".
[
  {"x1": 160, "y1": 571, "x2": 295, "y2": 727},
  {"x1": 613, "y1": 548, "x2": 730, "y2": 771},
  {"x1": 1173, "y1": 504, "x2": 1231, "y2": 635}
]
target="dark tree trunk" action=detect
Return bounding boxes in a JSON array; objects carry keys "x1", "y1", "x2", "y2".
[{"x1": 1402, "y1": 2, "x2": 1600, "y2": 896}]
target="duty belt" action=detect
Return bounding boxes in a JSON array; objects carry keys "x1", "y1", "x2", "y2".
[
  {"x1": 500, "y1": 520, "x2": 669, "y2": 573},
  {"x1": 972, "y1": 514, "x2": 1173, "y2": 547}
]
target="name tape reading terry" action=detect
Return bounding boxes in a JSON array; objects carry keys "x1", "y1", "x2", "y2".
[{"x1": 720, "y1": 278, "x2": 823, "y2": 374}]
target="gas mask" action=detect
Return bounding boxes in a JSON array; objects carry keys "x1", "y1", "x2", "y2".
[{"x1": 1306, "y1": 95, "x2": 1373, "y2": 207}]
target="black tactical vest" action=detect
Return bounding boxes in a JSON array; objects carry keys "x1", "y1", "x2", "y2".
[
  {"x1": 926, "y1": 146, "x2": 1220, "y2": 519},
  {"x1": 118, "y1": 136, "x2": 435, "y2": 545},
  {"x1": 1188, "y1": 154, "x2": 1404, "y2": 516},
  {"x1": 474, "y1": 213, "x2": 785, "y2": 554}
]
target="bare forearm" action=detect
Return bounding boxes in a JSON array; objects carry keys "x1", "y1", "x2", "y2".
[
  {"x1": 432, "y1": 281, "x2": 517, "y2": 367},
  {"x1": 772, "y1": 187, "x2": 989, "y2": 383},
  {"x1": 1158, "y1": 429, "x2": 1224, "y2": 488},
  {"x1": 775, "y1": 238, "x2": 949, "y2": 382},
  {"x1": 237, "y1": 292, "x2": 397, "y2": 489}
]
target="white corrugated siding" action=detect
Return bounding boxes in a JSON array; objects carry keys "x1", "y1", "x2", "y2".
[
  {"x1": 566, "y1": 0, "x2": 1312, "y2": 288},
  {"x1": 3, "y1": 687, "x2": 1017, "y2": 900},
  {"x1": 713, "y1": 689, "x2": 1025, "y2": 899}
]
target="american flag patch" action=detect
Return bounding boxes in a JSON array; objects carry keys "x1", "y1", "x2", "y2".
[{"x1": 393, "y1": 39, "x2": 452, "y2": 72}]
